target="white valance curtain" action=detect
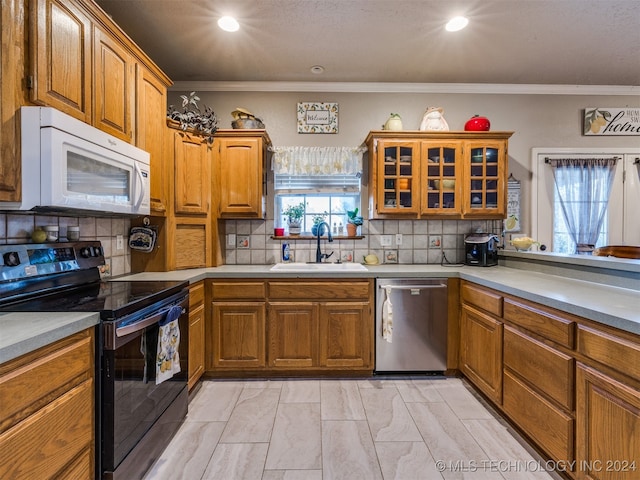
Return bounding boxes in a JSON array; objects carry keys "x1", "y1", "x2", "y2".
[
  {"x1": 547, "y1": 157, "x2": 618, "y2": 254},
  {"x1": 271, "y1": 146, "x2": 366, "y2": 176}
]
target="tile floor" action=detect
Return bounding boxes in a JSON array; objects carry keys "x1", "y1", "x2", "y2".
[{"x1": 143, "y1": 377, "x2": 559, "y2": 480}]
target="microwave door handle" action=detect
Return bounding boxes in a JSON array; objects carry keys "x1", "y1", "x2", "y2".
[{"x1": 133, "y1": 163, "x2": 145, "y2": 210}]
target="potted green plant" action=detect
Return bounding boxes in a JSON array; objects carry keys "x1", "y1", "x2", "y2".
[
  {"x1": 311, "y1": 212, "x2": 328, "y2": 236},
  {"x1": 282, "y1": 202, "x2": 305, "y2": 235},
  {"x1": 346, "y1": 208, "x2": 363, "y2": 236}
]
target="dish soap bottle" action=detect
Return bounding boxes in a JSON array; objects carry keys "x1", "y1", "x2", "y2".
[{"x1": 282, "y1": 243, "x2": 292, "y2": 263}]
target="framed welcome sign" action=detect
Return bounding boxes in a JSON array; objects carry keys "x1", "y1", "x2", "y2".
[{"x1": 297, "y1": 102, "x2": 338, "y2": 134}]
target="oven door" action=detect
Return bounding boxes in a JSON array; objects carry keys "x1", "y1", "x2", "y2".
[{"x1": 100, "y1": 293, "x2": 188, "y2": 478}]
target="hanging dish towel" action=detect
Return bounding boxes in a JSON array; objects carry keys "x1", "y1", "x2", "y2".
[
  {"x1": 382, "y1": 286, "x2": 393, "y2": 343},
  {"x1": 156, "y1": 305, "x2": 183, "y2": 385}
]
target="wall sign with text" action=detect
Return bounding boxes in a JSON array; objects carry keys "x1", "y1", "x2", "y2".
[
  {"x1": 584, "y1": 107, "x2": 640, "y2": 136},
  {"x1": 297, "y1": 102, "x2": 338, "y2": 134}
]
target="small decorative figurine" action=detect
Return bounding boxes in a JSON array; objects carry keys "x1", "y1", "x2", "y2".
[
  {"x1": 420, "y1": 107, "x2": 450, "y2": 131},
  {"x1": 383, "y1": 113, "x2": 403, "y2": 131}
]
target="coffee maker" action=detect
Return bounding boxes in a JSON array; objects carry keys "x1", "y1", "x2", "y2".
[{"x1": 465, "y1": 233, "x2": 500, "y2": 266}]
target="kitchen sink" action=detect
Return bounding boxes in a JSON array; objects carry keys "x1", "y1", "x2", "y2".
[{"x1": 270, "y1": 262, "x2": 368, "y2": 272}]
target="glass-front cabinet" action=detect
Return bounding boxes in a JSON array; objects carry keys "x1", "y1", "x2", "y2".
[
  {"x1": 376, "y1": 140, "x2": 420, "y2": 215},
  {"x1": 463, "y1": 141, "x2": 507, "y2": 216},
  {"x1": 421, "y1": 142, "x2": 462, "y2": 216},
  {"x1": 366, "y1": 131, "x2": 513, "y2": 219}
]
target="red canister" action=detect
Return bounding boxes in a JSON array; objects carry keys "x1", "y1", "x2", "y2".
[{"x1": 464, "y1": 114, "x2": 491, "y2": 131}]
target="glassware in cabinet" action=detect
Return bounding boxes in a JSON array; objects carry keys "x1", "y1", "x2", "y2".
[
  {"x1": 378, "y1": 141, "x2": 419, "y2": 213},
  {"x1": 421, "y1": 143, "x2": 461, "y2": 215},
  {"x1": 465, "y1": 143, "x2": 505, "y2": 215}
]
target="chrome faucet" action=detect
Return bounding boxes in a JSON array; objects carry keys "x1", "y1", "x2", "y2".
[{"x1": 315, "y1": 221, "x2": 334, "y2": 263}]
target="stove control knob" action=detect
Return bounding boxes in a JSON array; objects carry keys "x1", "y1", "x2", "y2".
[
  {"x1": 3, "y1": 251, "x2": 21, "y2": 267},
  {"x1": 80, "y1": 247, "x2": 92, "y2": 258}
]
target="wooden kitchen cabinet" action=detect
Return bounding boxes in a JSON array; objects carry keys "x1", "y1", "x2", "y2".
[
  {"x1": 93, "y1": 26, "x2": 134, "y2": 142},
  {"x1": 29, "y1": 0, "x2": 92, "y2": 123},
  {"x1": 267, "y1": 302, "x2": 318, "y2": 368},
  {"x1": 0, "y1": 329, "x2": 95, "y2": 479},
  {"x1": 319, "y1": 301, "x2": 371, "y2": 369},
  {"x1": 173, "y1": 128, "x2": 211, "y2": 215},
  {"x1": 188, "y1": 281, "x2": 205, "y2": 390},
  {"x1": 214, "y1": 130, "x2": 271, "y2": 218},
  {"x1": 365, "y1": 131, "x2": 513, "y2": 219}
]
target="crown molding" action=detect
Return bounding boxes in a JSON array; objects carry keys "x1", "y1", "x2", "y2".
[{"x1": 170, "y1": 81, "x2": 639, "y2": 96}]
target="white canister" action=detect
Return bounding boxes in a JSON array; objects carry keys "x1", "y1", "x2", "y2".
[
  {"x1": 43, "y1": 225, "x2": 59, "y2": 242},
  {"x1": 67, "y1": 226, "x2": 80, "y2": 241}
]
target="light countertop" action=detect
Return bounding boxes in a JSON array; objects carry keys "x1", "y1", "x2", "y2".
[{"x1": 2, "y1": 262, "x2": 639, "y2": 364}]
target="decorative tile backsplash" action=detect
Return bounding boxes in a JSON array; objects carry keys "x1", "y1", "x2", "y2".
[
  {"x1": 0, "y1": 213, "x2": 131, "y2": 276},
  {"x1": 224, "y1": 218, "x2": 503, "y2": 265}
]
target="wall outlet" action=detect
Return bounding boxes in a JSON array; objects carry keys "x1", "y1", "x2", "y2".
[
  {"x1": 380, "y1": 235, "x2": 393, "y2": 247},
  {"x1": 395, "y1": 233, "x2": 403, "y2": 245},
  {"x1": 116, "y1": 234, "x2": 124, "y2": 251},
  {"x1": 227, "y1": 233, "x2": 236, "y2": 246}
]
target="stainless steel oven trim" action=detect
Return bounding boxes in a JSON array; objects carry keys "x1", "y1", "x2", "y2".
[{"x1": 115, "y1": 301, "x2": 186, "y2": 337}]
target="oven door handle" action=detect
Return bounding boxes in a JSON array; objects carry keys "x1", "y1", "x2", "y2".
[{"x1": 115, "y1": 297, "x2": 187, "y2": 337}]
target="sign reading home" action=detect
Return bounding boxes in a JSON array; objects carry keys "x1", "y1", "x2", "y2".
[
  {"x1": 297, "y1": 102, "x2": 338, "y2": 133},
  {"x1": 584, "y1": 107, "x2": 640, "y2": 136}
]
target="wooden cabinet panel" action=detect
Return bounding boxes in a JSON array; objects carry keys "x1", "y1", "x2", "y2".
[
  {"x1": 373, "y1": 139, "x2": 421, "y2": 215},
  {"x1": 210, "y1": 302, "x2": 266, "y2": 369},
  {"x1": 503, "y1": 370, "x2": 574, "y2": 464},
  {"x1": 319, "y1": 302, "x2": 371, "y2": 368},
  {"x1": 188, "y1": 282, "x2": 205, "y2": 390},
  {"x1": 136, "y1": 64, "x2": 168, "y2": 214},
  {"x1": 93, "y1": 26, "x2": 134, "y2": 141},
  {"x1": 420, "y1": 141, "x2": 462, "y2": 216},
  {"x1": 211, "y1": 281, "x2": 266, "y2": 300},
  {"x1": 268, "y1": 281, "x2": 370, "y2": 300},
  {"x1": 30, "y1": 0, "x2": 92, "y2": 122},
  {"x1": 503, "y1": 297, "x2": 575, "y2": 348},
  {"x1": 576, "y1": 364, "x2": 640, "y2": 480},
  {"x1": 268, "y1": 302, "x2": 318, "y2": 368},
  {"x1": 504, "y1": 325, "x2": 574, "y2": 410},
  {"x1": 173, "y1": 130, "x2": 211, "y2": 215},
  {"x1": 217, "y1": 136, "x2": 265, "y2": 217},
  {"x1": 461, "y1": 281, "x2": 503, "y2": 317},
  {"x1": 174, "y1": 219, "x2": 210, "y2": 269},
  {"x1": 577, "y1": 325, "x2": 640, "y2": 381},
  {"x1": 460, "y1": 304, "x2": 503, "y2": 404},
  {"x1": 462, "y1": 140, "x2": 507, "y2": 217}
]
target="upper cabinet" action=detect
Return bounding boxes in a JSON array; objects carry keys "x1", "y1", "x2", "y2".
[
  {"x1": 214, "y1": 130, "x2": 271, "y2": 219},
  {"x1": 173, "y1": 128, "x2": 211, "y2": 215},
  {"x1": 366, "y1": 131, "x2": 513, "y2": 219}
]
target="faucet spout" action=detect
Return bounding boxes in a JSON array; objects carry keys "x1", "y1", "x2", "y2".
[{"x1": 315, "y1": 221, "x2": 333, "y2": 263}]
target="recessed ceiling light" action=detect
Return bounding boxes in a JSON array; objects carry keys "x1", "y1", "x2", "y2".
[
  {"x1": 310, "y1": 65, "x2": 325, "y2": 74},
  {"x1": 218, "y1": 16, "x2": 239, "y2": 32},
  {"x1": 445, "y1": 16, "x2": 468, "y2": 32}
]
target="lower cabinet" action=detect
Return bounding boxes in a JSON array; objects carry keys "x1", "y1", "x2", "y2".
[
  {"x1": 207, "y1": 279, "x2": 373, "y2": 375},
  {"x1": 0, "y1": 329, "x2": 95, "y2": 479},
  {"x1": 460, "y1": 303, "x2": 503, "y2": 404},
  {"x1": 576, "y1": 364, "x2": 640, "y2": 480},
  {"x1": 188, "y1": 281, "x2": 205, "y2": 390}
]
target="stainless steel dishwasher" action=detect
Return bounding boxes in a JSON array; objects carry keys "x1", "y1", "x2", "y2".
[{"x1": 375, "y1": 278, "x2": 448, "y2": 373}]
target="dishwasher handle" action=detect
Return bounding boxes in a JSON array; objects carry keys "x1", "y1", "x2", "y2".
[{"x1": 378, "y1": 283, "x2": 447, "y2": 291}]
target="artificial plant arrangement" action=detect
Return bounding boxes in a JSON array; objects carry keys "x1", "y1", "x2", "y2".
[
  {"x1": 167, "y1": 91, "x2": 218, "y2": 143},
  {"x1": 346, "y1": 208, "x2": 363, "y2": 236}
]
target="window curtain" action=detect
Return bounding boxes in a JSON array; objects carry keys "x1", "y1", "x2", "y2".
[
  {"x1": 547, "y1": 157, "x2": 618, "y2": 254},
  {"x1": 271, "y1": 146, "x2": 365, "y2": 176}
]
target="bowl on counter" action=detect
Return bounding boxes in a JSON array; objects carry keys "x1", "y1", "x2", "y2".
[{"x1": 510, "y1": 236, "x2": 539, "y2": 251}]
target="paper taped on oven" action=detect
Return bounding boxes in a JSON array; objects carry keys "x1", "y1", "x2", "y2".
[{"x1": 129, "y1": 226, "x2": 157, "y2": 252}]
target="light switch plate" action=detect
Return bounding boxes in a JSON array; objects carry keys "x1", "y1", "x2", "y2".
[
  {"x1": 380, "y1": 235, "x2": 393, "y2": 247},
  {"x1": 227, "y1": 233, "x2": 236, "y2": 246},
  {"x1": 116, "y1": 235, "x2": 124, "y2": 251},
  {"x1": 395, "y1": 234, "x2": 403, "y2": 245}
]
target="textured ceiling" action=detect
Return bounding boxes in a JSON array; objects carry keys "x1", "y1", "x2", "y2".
[{"x1": 96, "y1": 0, "x2": 640, "y2": 86}]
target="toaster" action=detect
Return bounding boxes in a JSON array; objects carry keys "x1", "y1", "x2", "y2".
[{"x1": 465, "y1": 233, "x2": 500, "y2": 267}]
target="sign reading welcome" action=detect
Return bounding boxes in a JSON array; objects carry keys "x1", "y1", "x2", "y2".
[
  {"x1": 297, "y1": 102, "x2": 338, "y2": 134},
  {"x1": 584, "y1": 107, "x2": 640, "y2": 136}
]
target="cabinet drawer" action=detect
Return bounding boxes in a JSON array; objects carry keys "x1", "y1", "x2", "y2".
[
  {"x1": 504, "y1": 326, "x2": 574, "y2": 410},
  {"x1": 577, "y1": 325, "x2": 640, "y2": 381},
  {"x1": 189, "y1": 281, "x2": 205, "y2": 308},
  {"x1": 503, "y1": 370, "x2": 574, "y2": 463},
  {"x1": 268, "y1": 281, "x2": 370, "y2": 300},
  {"x1": 461, "y1": 281, "x2": 502, "y2": 317},
  {"x1": 503, "y1": 298, "x2": 574, "y2": 348},
  {"x1": 210, "y1": 281, "x2": 266, "y2": 300}
]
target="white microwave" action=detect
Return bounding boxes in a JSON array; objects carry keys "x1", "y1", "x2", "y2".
[{"x1": 4, "y1": 106, "x2": 150, "y2": 216}]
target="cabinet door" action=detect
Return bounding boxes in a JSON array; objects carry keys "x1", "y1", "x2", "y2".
[
  {"x1": 188, "y1": 282, "x2": 205, "y2": 390},
  {"x1": 218, "y1": 137, "x2": 264, "y2": 218},
  {"x1": 460, "y1": 304, "x2": 503, "y2": 404},
  {"x1": 210, "y1": 302, "x2": 266, "y2": 369},
  {"x1": 375, "y1": 140, "x2": 420, "y2": 215},
  {"x1": 93, "y1": 27, "x2": 134, "y2": 142},
  {"x1": 173, "y1": 130, "x2": 211, "y2": 215},
  {"x1": 136, "y1": 64, "x2": 168, "y2": 214},
  {"x1": 462, "y1": 140, "x2": 507, "y2": 216},
  {"x1": 268, "y1": 302, "x2": 318, "y2": 368},
  {"x1": 30, "y1": 0, "x2": 92, "y2": 122},
  {"x1": 319, "y1": 302, "x2": 371, "y2": 369},
  {"x1": 576, "y1": 364, "x2": 640, "y2": 480},
  {"x1": 420, "y1": 141, "x2": 462, "y2": 216}
]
